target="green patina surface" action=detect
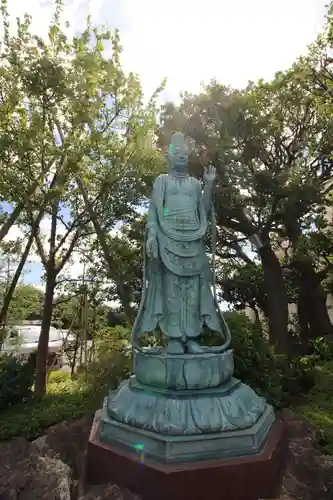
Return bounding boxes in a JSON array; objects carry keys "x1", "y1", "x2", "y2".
[{"x1": 99, "y1": 132, "x2": 275, "y2": 463}]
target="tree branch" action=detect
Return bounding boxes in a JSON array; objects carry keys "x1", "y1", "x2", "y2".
[
  {"x1": 55, "y1": 230, "x2": 81, "y2": 274},
  {"x1": 33, "y1": 228, "x2": 48, "y2": 268}
]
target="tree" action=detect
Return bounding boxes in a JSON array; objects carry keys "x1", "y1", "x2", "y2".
[
  {"x1": 0, "y1": 209, "x2": 45, "y2": 334},
  {"x1": 84, "y1": 215, "x2": 145, "y2": 323},
  {"x1": 7, "y1": 284, "x2": 44, "y2": 323},
  {"x1": 218, "y1": 262, "x2": 267, "y2": 320},
  {"x1": 158, "y1": 66, "x2": 333, "y2": 352},
  {"x1": 53, "y1": 289, "x2": 109, "y2": 332},
  {"x1": 0, "y1": 0, "x2": 164, "y2": 394},
  {"x1": 285, "y1": 2, "x2": 333, "y2": 341},
  {"x1": 158, "y1": 85, "x2": 289, "y2": 352},
  {"x1": 0, "y1": 2, "x2": 67, "y2": 244},
  {"x1": 233, "y1": 73, "x2": 333, "y2": 345}
]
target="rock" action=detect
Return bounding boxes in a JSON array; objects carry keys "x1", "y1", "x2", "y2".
[
  {"x1": 0, "y1": 416, "x2": 138, "y2": 500},
  {"x1": 0, "y1": 438, "x2": 71, "y2": 500},
  {"x1": 78, "y1": 484, "x2": 140, "y2": 500}
]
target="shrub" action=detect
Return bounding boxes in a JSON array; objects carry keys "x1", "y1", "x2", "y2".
[
  {"x1": 223, "y1": 312, "x2": 285, "y2": 407},
  {"x1": 0, "y1": 392, "x2": 90, "y2": 441},
  {"x1": 47, "y1": 370, "x2": 72, "y2": 384},
  {"x1": 94, "y1": 325, "x2": 131, "y2": 353},
  {"x1": 0, "y1": 371, "x2": 94, "y2": 441},
  {"x1": 82, "y1": 326, "x2": 131, "y2": 408},
  {"x1": 315, "y1": 427, "x2": 333, "y2": 455},
  {"x1": 312, "y1": 336, "x2": 333, "y2": 363},
  {"x1": 292, "y1": 361, "x2": 333, "y2": 455},
  {"x1": 276, "y1": 353, "x2": 316, "y2": 398},
  {"x1": 221, "y1": 311, "x2": 316, "y2": 407},
  {"x1": 0, "y1": 354, "x2": 35, "y2": 410},
  {"x1": 0, "y1": 326, "x2": 132, "y2": 441}
]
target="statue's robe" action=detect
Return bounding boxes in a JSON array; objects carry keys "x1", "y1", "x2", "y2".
[{"x1": 135, "y1": 174, "x2": 221, "y2": 340}]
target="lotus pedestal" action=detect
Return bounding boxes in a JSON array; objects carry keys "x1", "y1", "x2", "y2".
[{"x1": 86, "y1": 350, "x2": 289, "y2": 500}]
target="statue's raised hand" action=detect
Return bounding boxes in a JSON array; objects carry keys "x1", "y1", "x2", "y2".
[
  {"x1": 203, "y1": 164, "x2": 216, "y2": 184},
  {"x1": 146, "y1": 234, "x2": 158, "y2": 260}
]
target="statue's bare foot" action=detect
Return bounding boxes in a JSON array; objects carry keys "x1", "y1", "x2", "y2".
[
  {"x1": 166, "y1": 340, "x2": 185, "y2": 354},
  {"x1": 142, "y1": 346, "x2": 163, "y2": 355},
  {"x1": 187, "y1": 341, "x2": 227, "y2": 354},
  {"x1": 186, "y1": 340, "x2": 206, "y2": 354}
]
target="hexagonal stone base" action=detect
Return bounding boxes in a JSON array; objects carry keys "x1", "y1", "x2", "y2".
[
  {"x1": 100, "y1": 396, "x2": 275, "y2": 463},
  {"x1": 87, "y1": 410, "x2": 289, "y2": 500}
]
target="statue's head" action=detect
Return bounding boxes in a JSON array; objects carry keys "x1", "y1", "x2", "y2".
[{"x1": 168, "y1": 132, "x2": 188, "y2": 172}]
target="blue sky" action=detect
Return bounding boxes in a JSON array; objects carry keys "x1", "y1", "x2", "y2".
[{"x1": 2, "y1": 0, "x2": 329, "y2": 290}]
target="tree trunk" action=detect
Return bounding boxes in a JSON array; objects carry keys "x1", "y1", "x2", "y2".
[
  {"x1": 259, "y1": 244, "x2": 290, "y2": 353},
  {"x1": 0, "y1": 211, "x2": 44, "y2": 343},
  {"x1": 0, "y1": 203, "x2": 26, "y2": 244},
  {"x1": 299, "y1": 280, "x2": 333, "y2": 339},
  {"x1": 285, "y1": 219, "x2": 333, "y2": 343},
  {"x1": 35, "y1": 269, "x2": 56, "y2": 397},
  {"x1": 0, "y1": 233, "x2": 34, "y2": 345},
  {"x1": 295, "y1": 263, "x2": 333, "y2": 345},
  {"x1": 35, "y1": 202, "x2": 58, "y2": 398},
  {"x1": 253, "y1": 306, "x2": 261, "y2": 326},
  {"x1": 297, "y1": 292, "x2": 312, "y2": 351},
  {"x1": 76, "y1": 177, "x2": 114, "y2": 268},
  {"x1": 311, "y1": 287, "x2": 333, "y2": 336},
  {"x1": 116, "y1": 283, "x2": 135, "y2": 324}
]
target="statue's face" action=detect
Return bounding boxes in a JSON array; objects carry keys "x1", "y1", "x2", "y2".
[
  {"x1": 168, "y1": 133, "x2": 188, "y2": 171},
  {"x1": 172, "y1": 144, "x2": 188, "y2": 170}
]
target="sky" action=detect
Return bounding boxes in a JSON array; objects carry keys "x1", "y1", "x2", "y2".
[{"x1": 2, "y1": 0, "x2": 329, "y2": 291}]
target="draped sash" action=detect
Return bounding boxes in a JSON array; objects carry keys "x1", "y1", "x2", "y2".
[{"x1": 152, "y1": 175, "x2": 209, "y2": 277}]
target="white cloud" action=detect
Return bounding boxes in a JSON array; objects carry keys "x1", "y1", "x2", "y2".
[
  {"x1": 3, "y1": 224, "x2": 40, "y2": 265},
  {"x1": 6, "y1": 0, "x2": 328, "y2": 103},
  {"x1": 3, "y1": 224, "x2": 25, "y2": 243},
  {"x1": 118, "y1": 0, "x2": 327, "y2": 102},
  {"x1": 5, "y1": 0, "x2": 107, "y2": 42}
]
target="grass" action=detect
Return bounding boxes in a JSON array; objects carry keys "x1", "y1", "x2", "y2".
[
  {"x1": 292, "y1": 361, "x2": 333, "y2": 455},
  {"x1": 0, "y1": 349, "x2": 130, "y2": 442},
  {"x1": 0, "y1": 371, "x2": 96, "y2": 441}
]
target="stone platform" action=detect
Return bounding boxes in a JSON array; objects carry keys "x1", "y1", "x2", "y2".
[
  {"x1": 86, "y1": 349, "x2": 289, "y2": 498},
  {"x1": 86, "y1": 410, "x2": 289, "y2": 500}
]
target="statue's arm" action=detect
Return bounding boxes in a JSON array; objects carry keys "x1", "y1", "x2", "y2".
[
  {"x1": 146, "y1": 178, "x2": 161, "y2": 259},
  {"x1": 147, "y1": 198, "x2": 157, "y2": 238},
  {"x1": 147, "y1": 176, "x2": 161, "y2": 237},
  {"x1": 201, "y1": 179, "x2": 214, "y2": 216}
]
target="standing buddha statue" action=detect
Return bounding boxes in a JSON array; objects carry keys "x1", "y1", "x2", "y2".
[
  {"x1": 99, "y1": 132, "x2": 271, "y2": 470},
  {"x1": 131, "y1": 132, "x2": 231, "y2": 355}
]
